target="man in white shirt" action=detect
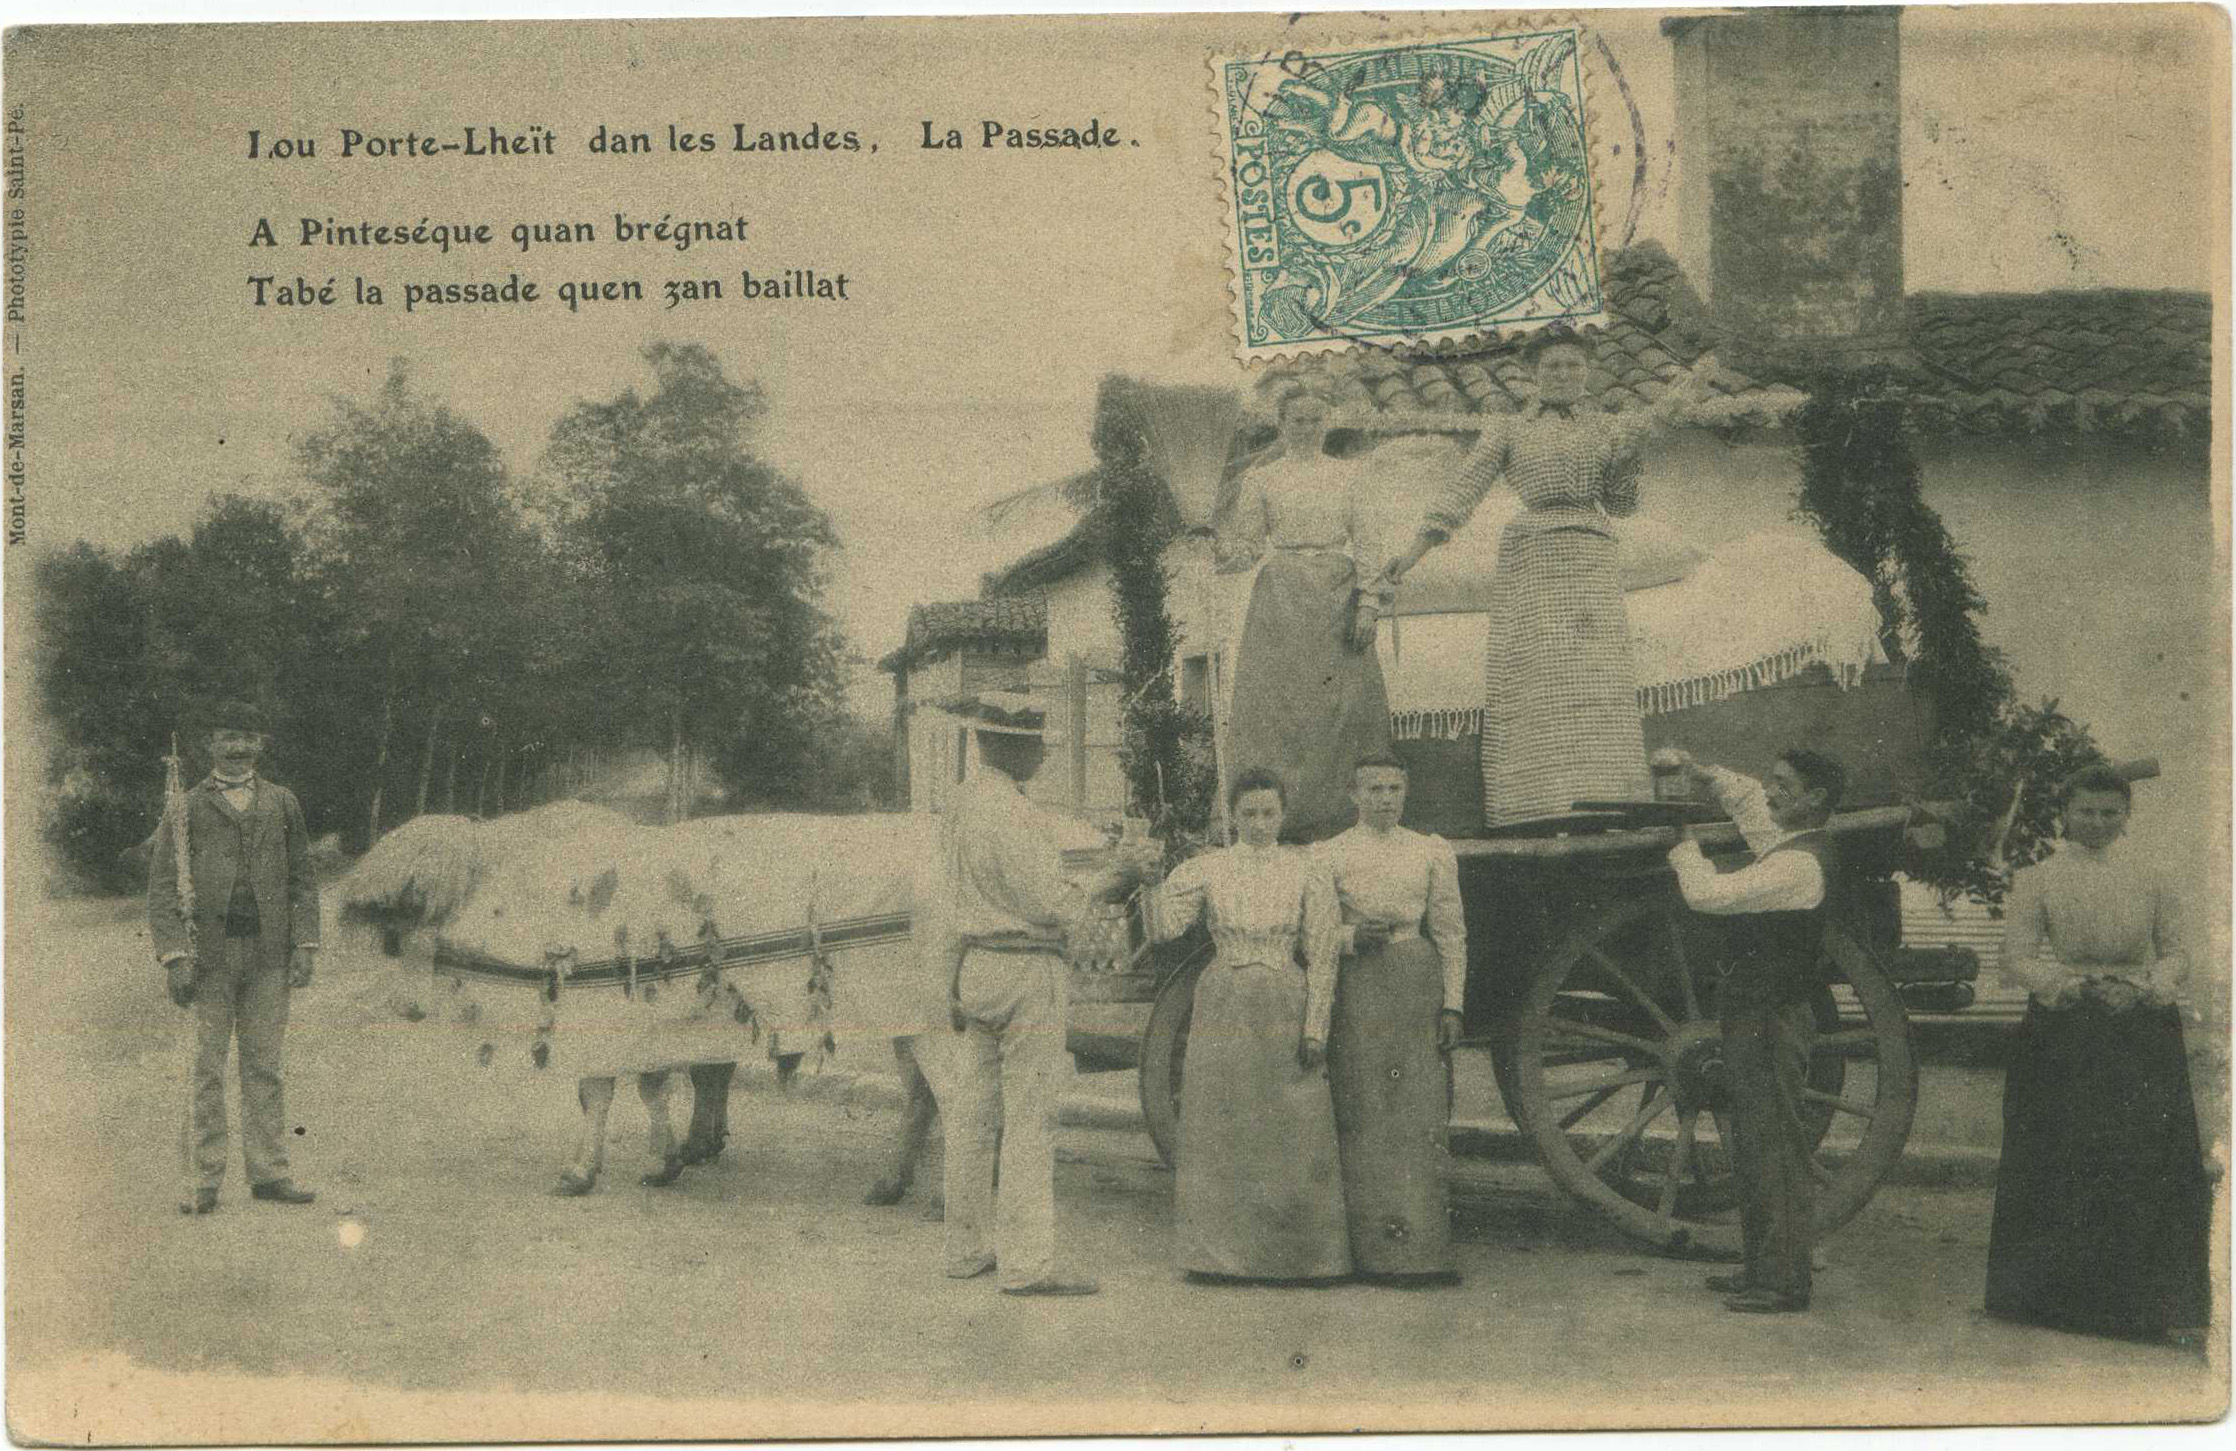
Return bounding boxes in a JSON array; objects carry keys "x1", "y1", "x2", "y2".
[
  {"x1": 938, "y1": 694, "x2": 1147, "y2": 1296},
  {"x1": 1661, "y1": 746, "x2": 1846, "y2": 1314}
]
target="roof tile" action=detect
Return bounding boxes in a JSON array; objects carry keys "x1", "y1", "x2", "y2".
[
  {"x1": 880, "y1": 598, "x2": 1049, "y2": 673},
  {"x1": 1248, "y1": 257, "x2": 2210, "y2": 448},
  {"x1": 1904, "y1": 288, "x2": 2210, "y2": 435}
]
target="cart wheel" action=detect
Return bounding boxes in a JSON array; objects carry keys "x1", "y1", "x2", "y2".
[
  {"x1": 1503, "y1": 893, "x2": 1916, "y2": 1254},
  {"x1": 1138, "y1": 943, "x2": 1211, "y2": 1169}
]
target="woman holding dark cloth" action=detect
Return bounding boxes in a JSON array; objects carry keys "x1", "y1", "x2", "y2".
[
  {"x1": 1148, "y1": 769, "x2": 1352, "y2": 1283},
  {"x1": 1219, "y1": 391, "x2": 1394, "y2": 843},
  {"x1": 1318, "y1": 754, "x2": 1468, "y2": 1285},
  {"x1": 1985, "y1": 764, "x2": 2211, "y2": 1343}
]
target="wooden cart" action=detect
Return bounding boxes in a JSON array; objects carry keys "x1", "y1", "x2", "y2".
[{"x1": 1107, "y1": 801, "x2": 1935, "y2": 1258}]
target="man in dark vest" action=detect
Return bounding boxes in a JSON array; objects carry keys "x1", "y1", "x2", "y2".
[
  {"x1": 1660, "y1": 745, "x2": 1846, "y2": 1314},
  {"x1": 149, "y1": 699, "x2": 322, "y2": 1215}
]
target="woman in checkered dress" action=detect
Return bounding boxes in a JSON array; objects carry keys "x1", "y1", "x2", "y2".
[{"x1": 1383, "y1": 332, "x2": 1651, "y2": 829}]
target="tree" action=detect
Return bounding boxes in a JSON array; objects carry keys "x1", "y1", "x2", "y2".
[
  {"x1": 33, "y1": 344, "x2": 866, "y2": 887},
  {"x1": 34, "y1": 542, "x2": 156, "y2": 887},
  {"x1": 295, "y1": 359, "x2": 527, "y2": 844},
  {"x1": 33, "y1": 495, "x2": 327, "y2": 885},
  {"x1": 539, "y1": 342, "x2": 845, "y2": 818},
  {"x1": 138, "y1": 496, "x2": 315, "y2": 766}
]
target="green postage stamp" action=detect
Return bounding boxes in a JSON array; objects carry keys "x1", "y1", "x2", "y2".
[{"x1": 1213, "y1": 26, "x2": 1608, "y2": 360}]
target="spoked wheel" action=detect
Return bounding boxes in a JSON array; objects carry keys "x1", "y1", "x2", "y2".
[
  {"x1": 1500, "y1": 890, "x2": 1917, "y2": 1254},
  {"x1": 1138, "y1": 941, "x2": 1212, "y2": 1168}
]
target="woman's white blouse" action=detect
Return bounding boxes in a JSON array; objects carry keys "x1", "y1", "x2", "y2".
[
  {"x1": 1220, "y1": 451, "x2": 1369, "y2": 564},
  {"x1": 2002, "y1": 839, "x2": 2188, "y2": 1005},
  {"x1": 1317, "y1": 824, "x2": 1469, "y2": 1013},
  {"x1": 1153, "y1": 844, "x2": 1343, "y2": 1040}
]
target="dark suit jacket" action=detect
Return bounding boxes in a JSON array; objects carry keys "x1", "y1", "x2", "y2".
[{"x1": 148, "y1": 777, "x2": 320, "y2": 971}]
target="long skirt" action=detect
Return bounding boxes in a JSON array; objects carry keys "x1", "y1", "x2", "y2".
[
  {"x1": 1175, "y1": 962, "x2": 1352, "y2": 1280},
  {"x1": 1327, "y1": 937, "x2": 1453, "y2": 1275},
  {"x1": 1481, "y1": 520, "x2": 1649, "y2": 827},
  {"x1": 1985, "y1": 1000, "x2": 2212, "y2": 1339},
  {"x1": 1227, "y1": 549, "x2": 1391, "y2": 843}
]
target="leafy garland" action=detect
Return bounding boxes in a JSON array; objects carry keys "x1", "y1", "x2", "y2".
[
  {"x1": 1791, "y1": 369, "x2": 2101, "y2": 905},
  {"x1": 1088, "y1": 378, "x2": 1221, "y2": 854}
]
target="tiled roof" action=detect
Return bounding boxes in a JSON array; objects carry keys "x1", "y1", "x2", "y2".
[
  {"x1": 1901, "y1": 289, "x2": 2213, "y2": 439},
  {"x1": 983, "y1": 506, "x2": 1104, "y2": 598},
  {"x1": 1253, "y1": 242, "x2": 1805, "y2": 429},
  {"x1": 878, "y1": 598, "x2": 1047, "y2": 674},
  {"x1": 975, "y1": 244, "x2": 2212, "y2": 602},
  {"x1": 1252, "y1": 244, "x2": 2214, "y2": 442}
]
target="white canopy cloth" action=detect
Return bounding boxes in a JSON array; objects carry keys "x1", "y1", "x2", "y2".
[{"x1": 1377, "y1": 525, "x2": 1889, "y2": 737}]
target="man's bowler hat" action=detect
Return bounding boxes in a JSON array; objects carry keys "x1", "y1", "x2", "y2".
[{"x1": 202, "y1": 698, "x2": 271, "y2": 736}]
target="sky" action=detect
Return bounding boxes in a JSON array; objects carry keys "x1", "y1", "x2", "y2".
[{"x1": 4, "y1": 5, "x2": 2223, "y2": 714}]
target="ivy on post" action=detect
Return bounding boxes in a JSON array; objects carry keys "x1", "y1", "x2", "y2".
[
  {"x1": 1791, "y1": 368, "x2": 2100, "y2": 905},
  {"x1": 1088, "y1": 376, "x2": 1220, "y2": 856}
]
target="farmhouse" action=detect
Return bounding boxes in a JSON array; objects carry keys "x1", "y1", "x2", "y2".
[
  {"x1": 879, "y1": 8, "x2": 2213, "y2": 994},
  {"x1": 884, "y1": 8, "x2": 2208, "y2": 814}
]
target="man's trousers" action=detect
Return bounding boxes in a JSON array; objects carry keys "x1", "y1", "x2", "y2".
[
  {"x1": 1720, "y1": 976, "x2": 1815, "y2": 1302},
  {"x1": 943, "y1": 947, "x2": 1067, "y2": 1289},
  {"x1": 184, "y1": 936, "x2": 292, "y2": 1192}
]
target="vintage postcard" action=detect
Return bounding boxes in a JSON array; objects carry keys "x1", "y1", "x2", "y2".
[{"x1": 2, "y1": 4, "x2": 2229, "y2": 1443}]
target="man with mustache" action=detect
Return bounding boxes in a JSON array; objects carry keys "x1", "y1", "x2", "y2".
[{"x1": 150, "y1": 699, "x2": 322, "y2": 1216}]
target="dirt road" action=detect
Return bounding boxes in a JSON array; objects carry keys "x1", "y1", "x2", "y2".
[{"x1": 5, "y1": 898, "x2": 2222, "y2": 1441}]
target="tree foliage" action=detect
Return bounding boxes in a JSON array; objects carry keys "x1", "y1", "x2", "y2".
[
  {"x1": 35, "y1": 541, "x2": 160, "y2": 889},
  {"x1": 33, "y1": 346, "x2": 884, "y2": 891},
  {"x1": 295, "y1": 360, "x2": 544, "y2": 842},
  {"x1": 539, "y1": 343, "x2": 846, "y2": 812},
  {"x1": 1927, "y1": 698, "x2": 2108, "y2": 905}
]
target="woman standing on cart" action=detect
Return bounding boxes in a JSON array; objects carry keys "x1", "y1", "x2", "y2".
[
  {"x1": 1220, "y1": 390, "x2": 1394, "y2": 842},
  {"x1": 1986, "y1": 764, "x2": 2210, "y2": 1343},
  {"x1": 1149, "y1": 769, "x2": 1352, "y2": 1283},
  {"x1": 1381, "y1": 329, "x2": 1652, "y2": 830}
]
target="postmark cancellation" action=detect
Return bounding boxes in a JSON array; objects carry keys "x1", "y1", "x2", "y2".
[{"x1": 1213, "y1": 24, "x2": 1609, "y2": 362}]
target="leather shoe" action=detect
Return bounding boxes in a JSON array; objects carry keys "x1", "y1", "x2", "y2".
[
  {"x1": 1724, "y1": 1289, "x2": 1809, "y2": 1314},
  {"x1": 178, "y1": 1188, "x2": 217, "y2": 1215},
  {"x1": 1000, "y1": 1278, "x2": 1099, "y2": 1297},
  {"x1": 249, "y1": 1180, "x2": 315, "y2": 1205},
  {"x1": 1704, "y1": 1273, "x2": 1755, "y2": 1294}
]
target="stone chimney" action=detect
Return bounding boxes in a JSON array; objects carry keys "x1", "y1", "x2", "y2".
[{"x1": 1665, "y1": 7, "x2": 1905, "y2": 363}]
